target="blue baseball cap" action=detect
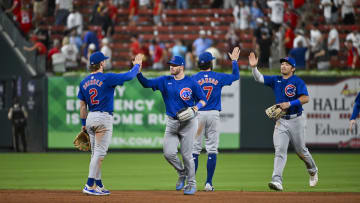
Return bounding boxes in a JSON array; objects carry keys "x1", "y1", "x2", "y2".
[
  {"x1": 90, "y1": 51, "x2": 109, "y2": 65},
  {"x1": 167, "y1": 56, "x2": 185, "y2": 66},
  {"x1": 198, "y1": 52, "x2": 215, "y2": 63},
  {"x1": 280, "y1": 57, "x2": 296, "y2": 67}
]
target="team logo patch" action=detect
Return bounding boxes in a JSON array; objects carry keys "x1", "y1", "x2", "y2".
[
  {"x1": 179, "y1": 88, "x2": 192, "y2": 100},
  {"x1": 285, "y1": 84, "x2": 296, "y2": 97}
]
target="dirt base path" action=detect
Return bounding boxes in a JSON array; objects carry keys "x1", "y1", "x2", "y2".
[{"x1": 1, "y1": 190, "x2": 360, "y2": 203}]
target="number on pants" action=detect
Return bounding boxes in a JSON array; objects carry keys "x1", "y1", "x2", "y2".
[
  {"x1": 89, "y1": 88, "x2": 99, "y2": 104},
  {"x1": 203, "y1": 86, "x2": 213, "y2": 100}
]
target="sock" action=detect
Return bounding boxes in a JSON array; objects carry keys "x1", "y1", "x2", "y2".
[
  {"x1": 87, "y1": 178, "x2": 95, "y2": 187},
  {"x1": 192, "y1": 154, "x2": 199, "y2": 173},
  {"x1": 206, "y1": 153, "x2": 217, "y2": 185},
  {"x1": 95, "y1": 179, "x2": 103, "y2": 188}
]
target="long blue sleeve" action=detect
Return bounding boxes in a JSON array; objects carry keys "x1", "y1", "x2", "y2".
[
  {"x1": 220, "y1": 60, "x2": 240, "y2": 86},
  {"x1": 231, "y1": 60, "x2": 240, "y2": 81},
  {"x1": 137, "y1": 72, "x2": 163, "y2": 91},
  {"x1": 117, "y1": 64, "x2": 140, "y2": 82}
]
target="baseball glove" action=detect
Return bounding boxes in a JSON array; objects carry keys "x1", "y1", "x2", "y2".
[
  {"x1": 176, "y1": 107, "x2": 196, "y2": 122},
  {"x1": 265, "y1": 104, "x2": 287, "y2": 120},
  {"x1": 73, "y1": 130, "x2": 90, "y2": 151}
]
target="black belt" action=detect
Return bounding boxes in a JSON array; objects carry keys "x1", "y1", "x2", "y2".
[{"x1": 282, "y1": 112, "x2": 302, "y2": 120}]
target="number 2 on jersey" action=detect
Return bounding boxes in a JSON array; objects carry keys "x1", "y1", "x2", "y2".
[
  {"x1": 89, "y1": 88, "x2": 99, "y2": 104},
  {"x1": 203, "y1": 86, "x2": 213, "y2": 100}
]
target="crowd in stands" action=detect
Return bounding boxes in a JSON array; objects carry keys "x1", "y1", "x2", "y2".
[{"x1": 1, "y1": 0, "x2": 359, "y2": 73}]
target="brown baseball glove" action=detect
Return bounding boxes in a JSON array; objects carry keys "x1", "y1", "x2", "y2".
[
  {"x1": 73, "y1": 130, "x2": 90, "y2": 151},
  {"x1": 265, "y1": 104, "x2": 287, "y2": 120}
]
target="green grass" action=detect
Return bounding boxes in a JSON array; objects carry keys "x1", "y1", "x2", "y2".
[{"x1": 1, "y1": 153, "x2": 359, "y2": 192}]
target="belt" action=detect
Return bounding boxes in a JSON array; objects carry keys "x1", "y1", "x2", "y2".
[
  {"x1": 91, "y1": 111, "x2": 113, "y2": 115},
  {"x1": 282, "y1": 112, "x2": 302, "y2": 120}
]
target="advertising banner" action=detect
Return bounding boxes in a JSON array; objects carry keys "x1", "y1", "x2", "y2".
[
  {"x1": 304, "y1": 78, "x2": 360, "y2": 148},
  {"x1": 48, "y1": 76, "x2": 240, "y2": 149}
]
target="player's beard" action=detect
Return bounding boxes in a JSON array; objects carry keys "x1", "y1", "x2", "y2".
[{"x1": 170, "y1": 66, "x2": 181, "y2": 75}]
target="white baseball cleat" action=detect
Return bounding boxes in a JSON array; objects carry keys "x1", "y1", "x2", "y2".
[
  {"x1": 82, "y1": 184, "x2": 103, "y2": 195},
  {"x1": 309, "y1": 172, "x2": 318, "y2": 187},
  {"x1": 204, "y1": 183, "x2": 215, "y2": 192},
  {"x1": 268, "y1": 181, "x2": 283, "y2": 191}
]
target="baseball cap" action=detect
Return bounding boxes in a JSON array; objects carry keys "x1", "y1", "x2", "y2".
[
  {"x1": 280, "y1": 57, "x2": 296, "y2": 67},
  {"x1": 199, "y1": 52, "x2": 215, "y2": 63},
  {"x1": 167, "y1": 56, "x2": 185, "y2": 66},
  {"x1": 90, "y1": 51, "x2": 109, "y2": 65}
]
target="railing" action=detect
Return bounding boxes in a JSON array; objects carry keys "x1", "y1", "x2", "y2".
[{"x1": 0, "y1": 8, "x2": 45, "y2": 76}]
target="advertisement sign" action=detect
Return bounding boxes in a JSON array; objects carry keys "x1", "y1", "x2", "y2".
[
  {"x1": 48, "y1": 76, "x2": 240, "y2": 149},
  {"x1": 304, "y1": 78, "x2": 360, "y2": 148}
]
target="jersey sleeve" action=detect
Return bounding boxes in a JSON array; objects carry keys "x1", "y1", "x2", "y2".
[
  {"x1": 105, "y1": 64, "x2": 140, "y2": 86},
  {"x1": 137, "y1": 73, "x2": 164, "y2": 91},
  {"x1": 263, "y1": 75, "x2": 277, "y2": 88},
  {"x1": 350, "y1": 92, "x2": 360, "y2": 120},
  {"x1": 77, "y1": 84, "x2": 86, "y2": 101},
  {"x1": 219, "y1": 60, "x2": 240, "y2": 86},
  {"x1": 296, "y1": 78, "x2": 309, "y2": 96}
]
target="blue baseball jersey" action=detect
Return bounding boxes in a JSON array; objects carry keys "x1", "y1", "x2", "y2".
[
  {"x1": 350, "y1": 92, "x2": 360, "y2": 120},
  {"x1": 191, "y1": 60, "x2": 239, "y2": 111},
  {"x1": 137, "y1": 73, "x2": 207, "y2": 118},
  {"x1": 77, "y1": 65, "x2": 140, "y2": 113},
  {"x1": 264, "y1": 75, "x2": 308, "y2": 115}
]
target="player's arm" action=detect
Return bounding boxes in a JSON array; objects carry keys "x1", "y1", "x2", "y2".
[
  {"x1": 349, "y1": 93, "x2": 360, "y2": 130},
  {"x1": 108, "y1": 54, "x2": 143, "y2": 86},
  {"x1": 279, "y1": 95, "x2": 309, "y2": 110},
  {"x1": 79, "y1": 100, "x2": 88, "y2": 132},
  {"x1": 136, "y1": 73, "x2": 164, "y2": 91},
  {"x1": 192, "y1": 82, "x2": 207, "y2": 112},
  {"x1": 249, "y1": 52, "x2": 264, "y2": 83},
  {"x1": 228, "y1": 47, "x2": 240, "y2": 81}
]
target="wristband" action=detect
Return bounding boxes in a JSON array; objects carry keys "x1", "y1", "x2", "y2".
[
  {"x1": 196, "y1": 102, "x2": 204, "y2": 110},
  {"x1": 81, "y1": 118, "x2": 86, "y2": 126},
  {"x1": 289, "y1": 99, "x2": 301, "y2": 107}
]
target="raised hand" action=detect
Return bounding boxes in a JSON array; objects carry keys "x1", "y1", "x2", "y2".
[
  {"x1": 349, "y1": 119, "x2": 356, "y2": 130},
  {"x1": 228, "y1": 47, "x2": 241, "y2": 61},
  {"x1": 248, "y1": 52, "x2": 258, "y2": 68},
  {"x1": 132, "y1": 54, "x2": 144, "y2": 72}
]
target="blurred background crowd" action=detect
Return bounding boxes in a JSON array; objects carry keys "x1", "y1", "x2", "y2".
[{"x1": 0, "y1": 0, "x2": 359, "y2": 73}]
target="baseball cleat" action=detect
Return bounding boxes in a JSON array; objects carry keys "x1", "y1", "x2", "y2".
[
  {"x1": 176, "y1": 176, "x2": 186, "y2": 191},
  {"x1": 184, "y1": 185, "x2": 196, "y2": 195},
  {"x1": 204, "y1": 183, "x2": 215, "y2": 192},
  {"x1": 309, "y1": 172, "x2": 318, "y2": 187},
  {"x1": 96, "y1": 185, "x2": 110, "y2": 195},
  {"x1": 268, "y1": 181, "x2": 283, "y2": 191},
  {"x1": 82, "y1": 184, "x2": 103, "y2": 195}
]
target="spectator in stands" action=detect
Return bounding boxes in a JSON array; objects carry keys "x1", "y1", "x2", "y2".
[
  {"x1": 346, "y1": 26, "x2": 360, "y2": 56},
  {"x1": 313, "y1": 37, "x2": 330, "y2": 70},
  {"x1": 113, "y1": 0, "x2": 126, "y2": 8},
  {"x1": 329, "y1": 0, "x2": 340, "y2": 23},
  {"x1": 346, "y1": 40, "x2": 359, "y2": 69},
  {"x1": 139, "y1": 0, "x2": 150, "y2": 9},
  {"x1": 293, "y1": 29, "x2": 307, "y2": 48},
  {"x1": 340, "y1": 0, "x2": 355, "y2": 25},
  {"x1": 225, "y1": 25, "x2": 241, "y2": 51},
  {"x1": 205, "y1": 41, "x2": 222, "y2": 69},
  {"x1": 129, "y1": 0, "x2": 139, "y2": 26},
  {"x1": 249, "y1": 1, "x2": 264, "y2": 29},
  {"x1": 150, "y1": 39, "x2": 164, "y2": 69},
  {"x1": 223, "y1": 0, "x2": 236, "y2": 9},
  {"x1": 100, "y1": 38, "x2": 112, "y2": 70},
  {"x1": 327, "y1": 22, "x2": 340, "y2": 64},
  {"x1": 170, "y1": 39, "x2": 187, "y2": 59},
  {"x1": 289, "y1": 41, "x2": 308, "y2": 70},
  {"x1": 153, "y1": 0, "x2": 163, "y2": 26},
  {"x1": 320, "y1": 0, "x2": 333, "y2": 24},
  {"x1": 233, "y1": 1, "x2": 250, "y2": 30},
  {"x1": 271, "y1": 24, "x2": 285, "y2": 69},
  {"x1": 130, "y1": 34, "x2": 142, "y2": 59},
  {"x1": 91, "y1": 0, "x2": 114, "y2": 37},
  {"x1": 107, "y1": 0, "x2": 118, "y2": 33},
  {"x1": 266, "y1": 0, "x2": 285, "y2": 31},
  {"x1": 176, "y1": 0, "x2": 188, "y2": 9},
  {"x1": 309, "y1": 23, "x2": 322, "y2": 55},
  {"x1": 32, "y1": 0, "x2": 47, "y2": 25},
  {"x1": 18, "y1": 3, "x2": 32, "y2": 36},
  {"x1": 284, "y1": 22, "x2": 295, "y2": 55},
  {"x1": 257, "y1": 29, "x2": 272, "y2": 68},
  {"x1": 23, "y1": 34, "x2": 47, "y2": 56},
  {"x1": 192, "y1": 30, "x2": 213, "y2": 59},
  {"x1": 185, "y1": 42, "x2": 195, "y2": 69},
  {"x1": 47, "y1": 38, "x2": 61, "y2": 62},
  {"x1": 33, "y1": 24, "x2": 50, "y2": 49},
  {"x1": 67, "y1": 6, "x2": 83, "y2": 36},
  {"x1": 55, "y1": 0, "x2": 73, "y2": 25},
  {"x1": 61, "y1": 36, "x2": 79, "y2": 69},
  {"x1": 82, "y1": 27, "x2": 99, "y2": 59},
  {"x1": 5, "y1": 0, "x2": 21, "y2": 21},
  {"x1": 283, "y1": 4, "x2": 298, "y2": 29},
  {"x1": 69, "y1": 29, "x2": 83, "y2": 53}
]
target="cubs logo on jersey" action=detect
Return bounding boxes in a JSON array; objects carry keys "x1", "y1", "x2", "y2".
[
  {"x1": 285, "y1": 84, "x2": 296, "y2": 97},
  {"x1": 179, "y1": 88, "x2": 192, "y2": 101}
]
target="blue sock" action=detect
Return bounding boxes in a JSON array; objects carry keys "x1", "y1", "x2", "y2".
[
  {"x1": 193, "y1": 154, "x2": 199, "y2": 174},
  {"x1": 206, "y1": 153, "x2": 217, "y2": 185},
  {"x1": 87, "y1": 178, "x2": 95, "y2": 187},
  {"x1": 95, "y1": 179, "x2": 103, "y2": 188}
]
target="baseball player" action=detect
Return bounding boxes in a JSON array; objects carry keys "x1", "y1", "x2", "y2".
[
  {"x1": 349, "y1": 92, "x2": 360, "y2": 130},
  {"x1": 78, "y1": 51, "x2": 143, "y2": 195},
  {"x1": 191, "y1": 47, "x2": 240, "y2": 191},
  {"x1": 249, "y1": 52, "x2": 318, "y2": 191},
  {"x1": 137, "y1": 56, "x2": 207, "y2": 195}
]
